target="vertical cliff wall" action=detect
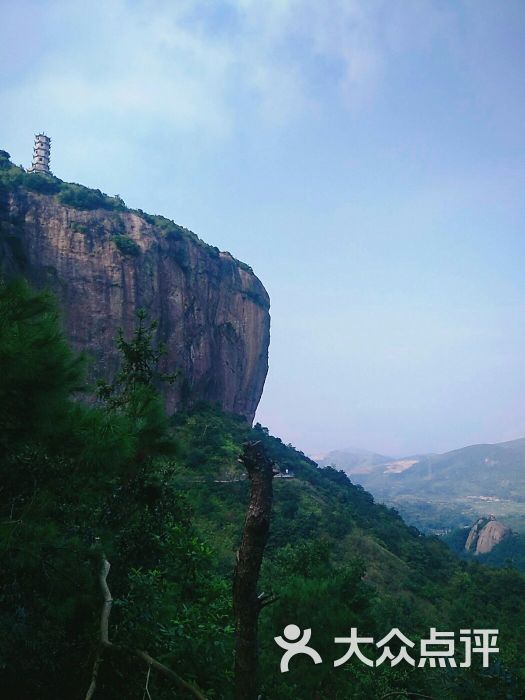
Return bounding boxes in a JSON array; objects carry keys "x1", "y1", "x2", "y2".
[{"x1": 0, "y1": 184, "x2": 270, "y2": 421}]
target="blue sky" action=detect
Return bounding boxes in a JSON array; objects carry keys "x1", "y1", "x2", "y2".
[{"x1": 2, "y1": 0, "x2": 525, "y2": 456}]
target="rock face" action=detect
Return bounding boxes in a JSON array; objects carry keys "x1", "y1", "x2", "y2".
[
  {"x1": 465, "y1": 516, "x2": 510, "y2": 555},
  {"x1": 0, "y1": 187, "x2": 270, "y2": 421}
]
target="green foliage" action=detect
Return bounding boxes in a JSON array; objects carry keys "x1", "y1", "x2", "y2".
[
  {"x1": 172, "y1": 403, "x2": 248, "y2": 475},
  {"x1": 0, "y1": 159, "x2": 61, "y2": 194},
  {"x1": 112, "y1": 233, "x2": 141, "y2": 256},
  {"x1": 95, "y1": 311, "x2": 181, "y2": 471},
  {"x1": 2, "y1": 277, "x2": 525, "y2": 698},
  {"x1": 0, "y1": 154, "x2": 124, "y2": 211},
  {"x1": 478, "y1": 533, "x2": 525, "y2": 571},
  {"x1": 70, "y1": 221, "x2": 88, "y2": 233},
  {"x1": 0, "y1": 280, "x2": 129, "y2": 697},
  {"x1": 97, "y1": 309, "x2": 177, "y2": 408},
  {"x1": 260, "y1": 541, "x2": 378, "y2": 699},
  {"x1": 172, "y1": 411, "x2": 525, "y2": 698},
  {"x1": 57, "y1": 183, "x2": 125, "y2": 210},
  {"x1": 25, "y1": 173, "x2": 61, "y2": 194},
  {"x1": 139, "y1": 212, "x2": 207, "y2": 248},
  {"x1": 0, "y1": 278, "x2": 84, "y2": 454},
  {"x1": 0, "y1": 285, "x2": 227, "y2": 698}
]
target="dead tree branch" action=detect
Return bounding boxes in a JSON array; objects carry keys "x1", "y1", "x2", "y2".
[
  {"x1": 142, "y1": 664, "x2": 152, "y2": 700},
  {"x1": 380, "y1": 693, "x2": 440, "y2": 700},
  {"x1": 233, "y1": 441, "x2": 275, "y2": 700},
  {"x1": 85, "y1": 553, "x2": 207, "y2": 700},
  {"x1": 85, "y1": 558, "x2": 111, "y2": 700}
]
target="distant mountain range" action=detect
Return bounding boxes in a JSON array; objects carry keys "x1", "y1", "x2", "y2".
[
  {"x1": 312, "y1": 447, "x2": 393, "y2": 474},
  {"x1": 317, "y1": 438, "x2": 525, "y2": 534}
]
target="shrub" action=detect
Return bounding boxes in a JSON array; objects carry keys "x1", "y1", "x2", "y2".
[
  {"x1": 23, "y1": 173, "x2": 61, "y2": 195},
  {"x1": 0, "y1": 150, "x2": 11, "y2": 168},
  {"x1": 58, "y1": 184, "x2": 108, "y2": 210},
  {"x1": 113, "y1": 234, "x2": 141, "y2": 256}
]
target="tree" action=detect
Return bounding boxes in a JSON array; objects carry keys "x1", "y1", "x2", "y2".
[
  {"x1": 96, "y1": 308, "x2": 177, "y2": 408},
  {"x1": 0, "y1": 285, "x2": 219, "y2": 699},
  {"x1": 233, "y1": 441, "x2": 276, "y2": 700},
  {"x1": 0, "y1": 277, "x2": 84, "y2": 456},
  {"x1": 96, "y1": 309, "x2": 179, "y2": 464}
]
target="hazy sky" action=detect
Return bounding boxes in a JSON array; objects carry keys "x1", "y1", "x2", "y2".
[{"x1": 2, "y1": 0, "x2": 525, "y2": 456}]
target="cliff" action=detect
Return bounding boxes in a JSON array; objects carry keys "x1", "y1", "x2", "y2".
[
  {"x1": 465, "y1": 516, "x2": 511, "y2": 555},
  {"x1": 0, "y1": 158, "x2": 270, "y2": 421}
]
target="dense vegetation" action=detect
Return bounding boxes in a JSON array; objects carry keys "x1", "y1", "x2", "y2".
[
  {"x1": 0, "y1": 150, "x2": 125, "y2": 210},
  {"x1": 1, "y1": 278, "x2": 525, "y2": 698}
]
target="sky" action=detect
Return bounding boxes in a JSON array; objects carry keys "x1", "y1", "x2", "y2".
[{"x1": 2, "y1": 0, "x2": 525, "y2": 457}]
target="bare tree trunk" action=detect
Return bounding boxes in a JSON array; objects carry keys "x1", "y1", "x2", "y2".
[{"x1": 233, "y1": 441, "x2": 275, "y2": 700}]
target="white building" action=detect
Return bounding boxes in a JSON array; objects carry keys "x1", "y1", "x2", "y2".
[{"x1": 28, "y1": 133, "x2": 51, "y2": 173}]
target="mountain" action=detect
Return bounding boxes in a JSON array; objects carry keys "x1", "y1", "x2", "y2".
[
  {"x1": 0, "y1": 151, "x2": 269, "y2": 421},
  {"x1": 316, "y1": 447, "x2": 393, "y2": 474},
  {"x1": 321, "y1": 439, "x2": 525, "y2": 534}
]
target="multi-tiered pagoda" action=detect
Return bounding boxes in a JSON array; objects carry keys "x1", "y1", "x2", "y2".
[{"x1": 28, "y1": 133, "x2": 51, "y2": 174}]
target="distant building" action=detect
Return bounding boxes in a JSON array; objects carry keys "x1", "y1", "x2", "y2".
[
  {"x1": 28, "y1": 133, "x2": 51, "y2": 173},
  {"x1": 275, "y1": 468, "x2": 294, "y2": 479}
]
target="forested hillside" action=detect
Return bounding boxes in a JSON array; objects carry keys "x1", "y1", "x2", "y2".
[{"x1": 1, "y1": 279, "x2": 525, "y2": 699}]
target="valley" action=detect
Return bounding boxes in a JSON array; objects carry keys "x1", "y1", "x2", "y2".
[{"x1": 318, "y1": 439, "x2": 525, "y2": 535}]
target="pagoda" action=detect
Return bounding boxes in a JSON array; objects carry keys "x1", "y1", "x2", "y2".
[{"x1": 28, "y1": 133, "x2": 51, "y2": 173}]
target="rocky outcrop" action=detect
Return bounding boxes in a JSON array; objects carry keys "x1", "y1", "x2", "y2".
[
  {"x1": 465, "y1": 516, "x2": 511, "y2": 555},
  {"x1": 476, "y1": 520, "x2": 511, "y2": 554},
  {"x1": 0, "y1": 186, "x2": 270, "y2": 421}
]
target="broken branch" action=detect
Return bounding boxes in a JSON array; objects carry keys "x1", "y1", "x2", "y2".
[{"x1": 85, "y1": 553, "x2": 207, "y2": 700}]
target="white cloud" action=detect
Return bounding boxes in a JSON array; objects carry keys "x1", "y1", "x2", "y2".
[{"x1": 2, "y1": 0, "x2": 461, "y2": 164}]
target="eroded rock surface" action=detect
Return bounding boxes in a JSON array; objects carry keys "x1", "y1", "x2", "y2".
[
  {"x1": 0, "y1": 188, "x2": 270, "y2": 421},
  {"x1": 465, "y1": 516, "x2": 510, "y2": 555}
]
